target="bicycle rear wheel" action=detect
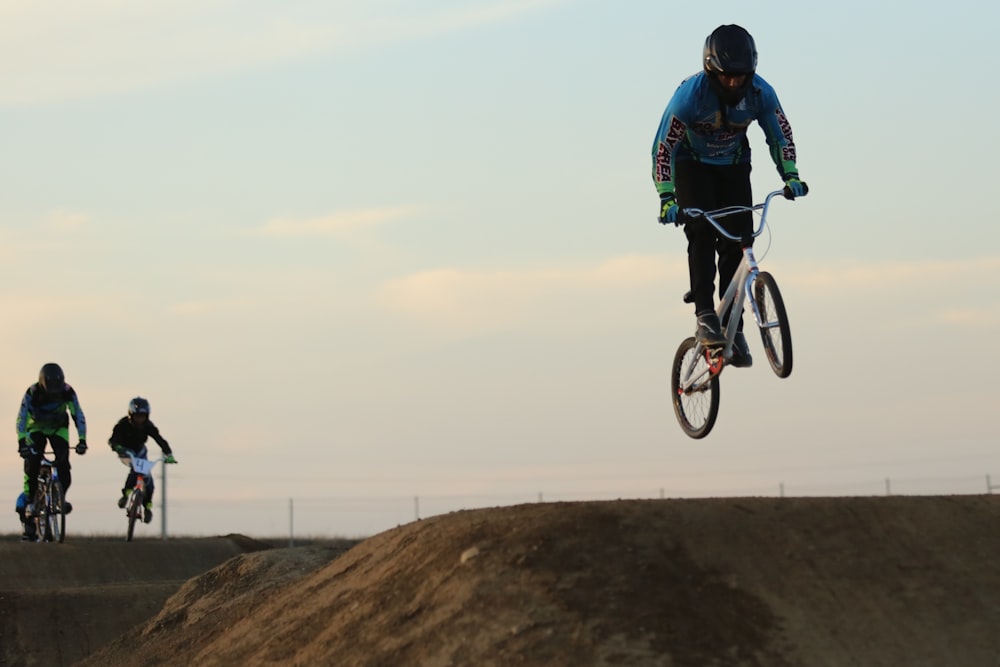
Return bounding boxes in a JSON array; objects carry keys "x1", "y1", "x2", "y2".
[
  {"x1": 51, "y1": 481, "x2": 66, "y2": 543},
  {"x1": 671, "y1": 336, "x2": 721, "y2": 439},
  {"x1": 126, "y1": 489, "x2": 144, "y2": 542},
  {"x1": 753, "y1": 271, "x2": 793, "y2": 378}
]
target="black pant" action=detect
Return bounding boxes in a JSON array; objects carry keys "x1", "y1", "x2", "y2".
[
  {"x1": 675, "y1": 161, "x2": 753, "y2": 318},
  {"x1": 23, "y1": 432, "x2": 72, "y2": 499}
]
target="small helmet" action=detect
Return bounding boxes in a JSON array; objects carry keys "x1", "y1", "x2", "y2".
[
  {"x1": 39, "y1": 363, "x2": 66, "y2": 394},
  {"x1": 703, "y1": 24, "x2": 757, "y2": 104},
  {"x1": 128, "y1": 397, "x2": 151, "y2": 418}
]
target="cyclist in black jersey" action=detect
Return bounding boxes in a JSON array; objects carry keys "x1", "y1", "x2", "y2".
[{"x1": 108, "y1": 397, "x2": 176, "y2": 524}]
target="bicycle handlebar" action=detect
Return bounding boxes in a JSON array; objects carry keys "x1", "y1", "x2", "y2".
[
  {"x1": 118, "y1": 450, "x2": 170, "y2": 471},
  {"x1": 678, "y1": 189, "x2": 793, "y2": 242},
  {"x1": 28, "y1": 447, "x2": 58, "y2": 463}
]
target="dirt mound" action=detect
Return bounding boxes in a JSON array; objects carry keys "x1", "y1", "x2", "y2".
[{"x1": 80, "y1": 496, "x2": 1000, "y2": 667}]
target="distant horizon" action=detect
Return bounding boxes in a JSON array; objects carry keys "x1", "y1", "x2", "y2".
[{"x1": 14, "y1": 471, "x2": 998, "y2": 540}]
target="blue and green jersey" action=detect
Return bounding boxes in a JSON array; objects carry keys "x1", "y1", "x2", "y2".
[
  {"x1": 16, "y1": 383, "x2": 87, "y2": 441},
  {"x1": 652, "y1": 71, "x2": 799, "y2": 196}
]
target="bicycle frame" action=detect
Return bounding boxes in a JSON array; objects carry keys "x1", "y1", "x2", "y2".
[
  {"x1": 670, "y1": 188, "x2": 796, "y2": 438},
  {"x1": 678, "y1": 189, "x2": 785, "y2": 385},
  {"x1": 121, "y1": 451, "x2": 163, "y2": 540},
  {"x1": 30, "y1": 448, "x2": 66, "y2": 543}
]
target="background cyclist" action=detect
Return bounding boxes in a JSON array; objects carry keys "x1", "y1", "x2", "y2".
[
  {"x1": 108, "y1": 397, "x2": 177, "y2": 524},
  {"x1": 16, "y1": 362, "x2": 88, "y2": 526}
]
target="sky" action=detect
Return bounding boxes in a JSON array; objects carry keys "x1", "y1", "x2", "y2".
[{"x1": 1, "y1": 0, "x2": 998, "y2": 539}]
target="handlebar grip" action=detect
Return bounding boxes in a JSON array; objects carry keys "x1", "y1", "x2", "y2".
[{"x1": 676, "y1": 209, "x2": 698, "y2": 225}]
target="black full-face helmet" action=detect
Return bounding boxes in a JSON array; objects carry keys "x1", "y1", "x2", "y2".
[
  {"x1": 129, "y1": 397, "x2": 151, "y2": 420},
  {"x1": 39, "y1": 363, "x2": 66, "y2": 395},
  {"x1": 703, "y1": 24, "x2": 757, "y2": 105}
]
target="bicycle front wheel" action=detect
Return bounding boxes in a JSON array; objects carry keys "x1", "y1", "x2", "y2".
[
  {"x1": 671, "y1": 336, "x2": 721, "y2": 439},
  {"x1": 31, "y1": 487, "x2": 47, "y2": 542},
  {"x1": 51, "y1": 481, "x2": 66, "y2": 543},
  {"x1": 754, "y1": 271, "x2": 793, "y2": 378},
  {"x1": 126, "y1": 489, "x2": 144, "y2": 542}
]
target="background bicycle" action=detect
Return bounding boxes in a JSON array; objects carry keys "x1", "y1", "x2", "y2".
[
  {"x1": 28, "y1": 447, "x2": 68, "y2": 543},
  {"x1": 670, "y1": 188, "x2": 799, "y2": 439},
  {"x1": 119, "y1": 451, "x2": 169, "y2": 541}
]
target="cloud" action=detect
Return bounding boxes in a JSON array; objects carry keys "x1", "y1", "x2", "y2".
[
  {"x1": 0, "y1": 0, "x2": 567, "y2": 105},
  {"x1": 169, "y1": 298, "x2": 254, "y2": 317},
  {"x1": 250, "y1": 204, "x2": 422, "y2": 238},
  {"x1": 378, "y1": 254, "x2": 1000, "y2": 336},
  {"x1": 398, "y1": 0, "x2": 568, "y2": 37},
  {"x1": 936, "y1": 308, "x2": 1000, "y2": 326},
  {"x1": 46, "y1": 209, "x2": 91, "y2": 232},
  {"x1": 775, "y1": 256, "x2": 1000, "y2": 327},
  {"x1": 780, "y1": 256, "x2": 1000, "y2": 291},
  {"x1": 379, "y1": 255, "x2": 687, "y2": 335}
]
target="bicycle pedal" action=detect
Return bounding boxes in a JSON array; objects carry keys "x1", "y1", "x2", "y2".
[{"x1": 703, "y1": 349, "x2": 725, "y2": 375}]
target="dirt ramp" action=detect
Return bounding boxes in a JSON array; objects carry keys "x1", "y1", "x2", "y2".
[{"x1": 74, "y1": 496, "x2": 1000, "y2": 666}]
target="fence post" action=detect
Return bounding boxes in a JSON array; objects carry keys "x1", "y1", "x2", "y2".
[
  {"x1": 414, "y1": 496, "x2": 420, "y2": 521},
  {"x1": 289, "y1": 498, "x2": 294, "y2": 548},
  {"x1": 160, "y1": 460, "x2": 167, "y2": 541}
]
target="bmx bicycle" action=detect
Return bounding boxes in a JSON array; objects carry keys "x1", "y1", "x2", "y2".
[
  {"x1": 670, "y1": 187, "x2": 800, "y2": 439},
  {"x1": 119, "y1": 451, "x2": 172, "y2": 541},
  {"x1": 28, "y1": 447, "x2": 68, "y2": 543}
]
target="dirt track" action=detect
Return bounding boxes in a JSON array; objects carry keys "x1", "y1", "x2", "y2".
[{"x1": 3, "y1": 496, "x2": 1000, "y2": 666}]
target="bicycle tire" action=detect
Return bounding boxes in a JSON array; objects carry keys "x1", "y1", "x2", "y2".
[
  {"x1": 753, "y1": 271, "x2": 793, "y2": 378},
  {"x1": 51, "y1": 480, "x2": 66, "y2": 543},
  {"x1": 671, "y1": 336, "x2": 721, "y2": 439},
  {"x1": 32, "y1": 486, "x2": 48, "y2": 542},
  {"x1": 126, "y1": 489, "x2": 144, "y2": 542}
]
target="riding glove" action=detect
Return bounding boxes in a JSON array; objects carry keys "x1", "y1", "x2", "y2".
[
  {"x1": 75, "y1": 440, "x2": 88, "y2": 455},
  {"x1": 784, "y1": 178, "x2": 809, "y2": 199},
  {"x1": 165, "y1": 454, "x2": 178, "y2": 464},
  {"x1": 17, "y1": 439, "x2": 31, "y2": 458},
  {"x1": 658, "y1": 193, "x2": 679, "y2": 225}
]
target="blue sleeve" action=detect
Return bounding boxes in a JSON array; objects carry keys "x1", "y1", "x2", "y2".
[
  {"x1": 68, "y1": 393, "x2": 86, "y2": 439},
  {"x1": 651, "y1": 78, "x2": 696, "y2": 196},
  {"x1": 16, "y1": 389, "x2": 32, "y2": 439},
  {"x1": 755, "y1": 80, "x2": 799, "y2": 180}
]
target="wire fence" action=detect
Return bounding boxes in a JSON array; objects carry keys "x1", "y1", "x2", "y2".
[
  {"x1": 80, "y1": 472, "x2": 1000, "y2": 542},
  {"x1": 21, "y1": 472, "x2": 1000, "y2": 543}
]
